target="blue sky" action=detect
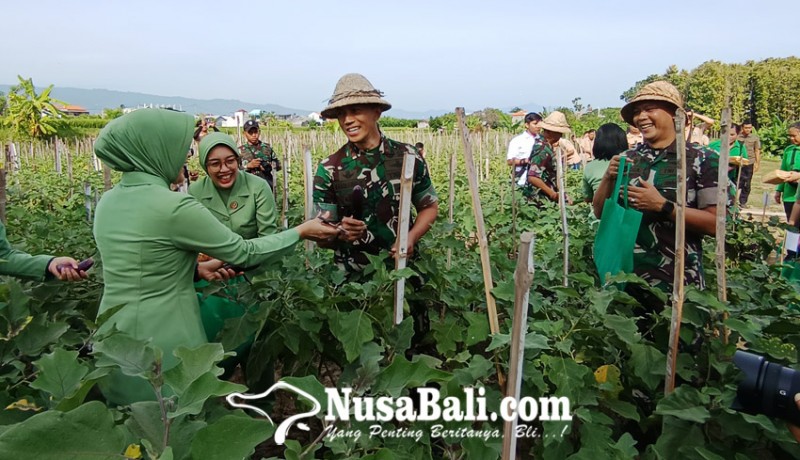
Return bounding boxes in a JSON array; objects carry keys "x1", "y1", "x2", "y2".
[{"x1": 2, "y1": 0, "x2": 797, "y2": 113}]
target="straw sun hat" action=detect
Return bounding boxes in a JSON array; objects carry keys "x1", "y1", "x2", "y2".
[
  {"x1": 321, "y1": 73, "x2": 392, "y2": 119},
  {"x1": 539, "y1": 111, "x2": 571, "y2": 134},
  {"x1": 620, "y1": 81, "x2": 683, "y2": 125}
]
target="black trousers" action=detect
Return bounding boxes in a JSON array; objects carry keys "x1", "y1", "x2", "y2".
[{"x1": 737, "y1": 165, "x2": 754, "y2": 205}]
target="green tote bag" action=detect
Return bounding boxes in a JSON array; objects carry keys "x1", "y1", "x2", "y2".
[{"x1": 593, "y1": 156, "x2": 643, "y2": 283}]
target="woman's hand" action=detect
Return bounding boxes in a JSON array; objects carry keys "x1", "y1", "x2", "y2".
[
  {"x1": 198, "y1": 258, "x2": 237, "y2": 281},
  {"x1": 776, "y1": 191, "x2": 783, "y2": 204},
  {"x1": 48, "y1": 257, "x2": 89, "y2": 282},
  {"x1": 297, "y1": 218, "x2": 343, "y2": 243}
]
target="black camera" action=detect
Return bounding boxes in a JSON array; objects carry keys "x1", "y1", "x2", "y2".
[{"x1": 731, "y1": 350, "x2": 800, "y2": 425}]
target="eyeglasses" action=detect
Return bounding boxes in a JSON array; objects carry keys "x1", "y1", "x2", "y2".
[{"x1": 206, "y1": 156, "x2": 239, "y2": 172}]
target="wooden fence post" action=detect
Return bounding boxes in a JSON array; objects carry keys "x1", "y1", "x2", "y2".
[
  {"x1": 555, "y1": 146, "x2": 569, "y2": 287},
  {"x1": 665, "y1": 109, "x2": 688, "y2": 395},
  {"x1": 501, "y1": 232, "x2": 535, "y2": 460},
  {"x1": 455, "y1": 107, "x2": 500, "y2": 336},
  {"x1": 303, "y1": 146, "x2": 314, "y2": 252},
  {"x1": 447, "y1": 145, "x2": 456, "y2": 269},
  {"x1": 55, "y1": 137, "x2": 62, "y2": 174},
  {"x1": 282, "y1": 148, "x2": 290, "y2": 229},
  {"x1": 83, "y1": 181, "x2": 93, "y2": 222},
  {"x1": 393, "y1": 152, "x2": 416, "y2": 325},
  {"x1": 716, "y1": 108, "x2": 731, "y2": 343}
]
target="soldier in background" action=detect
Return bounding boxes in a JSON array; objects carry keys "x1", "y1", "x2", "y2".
[
  {"x1": 239, "y1": 119, "x2": 281, "y2": 192},
  {"x1": 738, "y1": 121, "x2": 762, "y2": 207},
  {"x1": 313, "y1": 73, "x2": 438, "y2": 343}
]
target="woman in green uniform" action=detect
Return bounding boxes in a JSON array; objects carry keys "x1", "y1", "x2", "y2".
[
  {"x1": 190, "y1": 132, "x2": 277, "y2": 382},
  {"x1": 92, "y1": 109, "x2": 338, "y2": 405}
]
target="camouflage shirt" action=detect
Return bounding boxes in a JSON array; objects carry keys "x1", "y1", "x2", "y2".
[
  {"x1": 623, "y1": 141, "x2": 723, "y2": 291},
  {"x1": 313, "y1": 135, "x2": 438, "y2": 272},
  {"x1": 522, "y1": 139, "x2": 558, "y2": 200},
  {"x1": 239, "y1": 141, "x2": 281, "y2": 187}
]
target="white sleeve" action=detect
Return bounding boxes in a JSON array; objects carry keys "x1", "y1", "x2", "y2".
[{"x1": 506, "y1": 136, "x2": 520, "y2": 160}]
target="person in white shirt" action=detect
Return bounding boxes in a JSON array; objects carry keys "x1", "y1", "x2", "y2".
[{"x1": 507, "y1": 112, "x2": 542, "y2": 182}]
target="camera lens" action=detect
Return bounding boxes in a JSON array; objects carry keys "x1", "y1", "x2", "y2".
[{"x1": 732, "y1": 350, "x2": 800, "y2": 425}]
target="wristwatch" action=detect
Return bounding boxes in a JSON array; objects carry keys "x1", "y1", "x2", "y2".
[{"x1": 659, "y1": 201, "x2": 675, "y2": 220}]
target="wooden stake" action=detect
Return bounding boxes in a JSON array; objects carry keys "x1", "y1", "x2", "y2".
[
  {"x1": 103, "y1": 165, "x2": 112, "y2": 191},
  {"x1": 455, "y1": 107, "x2": 500, "y2": 336},
  {"x1": 83, "y1": 181, "x2": 93, "y2": 222},
  {"x1": 555, "y1": 146, "x2": 569, "y2": 287},
  {"x1": 55, "y1": 137, "x2": 62, "y2": 174},
  {"x1": 446, "y1": 145, "x2": 456, "y2": 269},
  {"x1": 393, "y1": 152, "x2": 416, "y2": 325},
  {"x1": 303, "y1": 146, "x2": 314, "y2": 252},
  {"x1": 665, "y1": 109, "x2": 688, "y2": 395},
  {"x1": 501, "y1": 232, "x2": 535, "y2": 460},
  {"x1": 282, "y1": 148, "x2": 290, "y2": 229},
  {"x1": 761, "y1": 191, "x2": 769, "y2": 224},
  {"x1": 0, "y1": 146, "x2": 6, "y2": 224},
  {"x1": 716, "y1": 108, "x2": 731, "y2": 343}
]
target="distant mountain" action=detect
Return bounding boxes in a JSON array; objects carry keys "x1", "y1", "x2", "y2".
[
  {"x1": 0, "y1": 85, "x2": 313, "y2": 117},
  {"x1": 383, "y1": 108, "x2": 450, "y2": 120}
]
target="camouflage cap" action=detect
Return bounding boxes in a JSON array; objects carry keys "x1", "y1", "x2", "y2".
[
  {"x1": 321, "y1": 73, "x2": 392, "y2": 119},
  {"x1": 620, "y1": 81, "x2": 683, "y2": 125}
]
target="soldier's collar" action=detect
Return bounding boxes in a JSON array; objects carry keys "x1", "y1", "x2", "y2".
[{"x1": 348, "y1": 134, "x2": 388, "y2": 157}]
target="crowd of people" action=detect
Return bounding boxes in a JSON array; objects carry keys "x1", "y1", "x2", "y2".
[{"x1": 3, "y1": 74, "x2": 800, "y2": 434}]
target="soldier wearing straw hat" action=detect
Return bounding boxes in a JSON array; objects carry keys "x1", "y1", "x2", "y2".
[
  {"x1": 313, "y1": 73, "x2": 439, "y2": 345},
  {"x1": 313, "y1": 73, "x2": 439, "y2": 274},
  {"x1": 523, "y1": 110, "x2": 573, "y2": 204},
  {"x1": 593, "y1": 80, "x2": 723, "y2": 295}
]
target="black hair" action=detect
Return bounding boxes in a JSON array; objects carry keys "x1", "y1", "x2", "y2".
[
  {"x1": 524, "y1": 112, "x2": 542, "y2": 123},
  {"x1": 731, "y1": 123, "x2": 741, "y2": 135},
  {"x1": 790, "y1": 122, "x2": 800, "y2": 131},
  {"x1": 585, "y1": 129, "x2": 596, "y2": 134},
  {"x1": 415, "y1": 142, "x2": 424, "y2": 149},
  {"x1": 592, "y1": 123, "x2": 628, "y2": 160}
]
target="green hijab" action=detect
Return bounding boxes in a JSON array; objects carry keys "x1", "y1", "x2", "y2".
[
  {"x1": 94, "y1": 109, "x2": 194, "y2": 184},
  {"x1": 198, "y1": 132, "x2": 239, "y2": 174}
]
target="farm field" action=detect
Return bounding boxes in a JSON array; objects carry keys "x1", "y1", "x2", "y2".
[{"x1": 1, "y1": 129, "x2": 800, "y2": 459}]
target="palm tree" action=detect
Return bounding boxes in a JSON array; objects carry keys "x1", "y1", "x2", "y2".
[{"x1": 4, "y1": 76, "x2": 65, "y2": 139}]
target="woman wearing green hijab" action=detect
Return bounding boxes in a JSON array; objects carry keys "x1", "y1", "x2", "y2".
[
  {"x1": 190, "y1": 132, "x2": 276, "y2": 382},
  {"x1": 93, "y1": 109, "x2": 339, "y2": 405}
]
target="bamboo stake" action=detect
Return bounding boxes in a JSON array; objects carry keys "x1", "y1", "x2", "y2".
[
  {"x1": 665, "y1": 109, "x2": 688, "y2": 395},
  {"x1": 716, "y1": 108, "x2": 731, "y2": 344},
  {"x1": 282, "y1": 147, "x2": 290, "y2": 229},
  {"x1": 456, "y1": 107, "x2": 500, "y2": 336},
  {"x1": 0, "y1": 147, "x2": 6, "y2": 224},
  {"x1": 555, "y1": 145, "x2": 569, "y2": 287},
  {"x1": 501, "y1": 232, "x2": 535, "y2": 460},
  {"x1": 446, "y1": 145, "x2": 456, "y2": 269},
  {"x1": 103, "y1": 165, "x2": 112, "y2": 191},
  {"x1": 303, "y1": 145, "x2": 314, "y2": 252},
  {"x1": 55, "y1": 137, "x2": 62, "y2": 174},
  {"x1": 761, "y1": 191, "x2": 769, "y2": 224},
  {"x1": 83, "y1": 181, "x2": 93, "y2": 222},
  {"x1": 393, "y1": 152, "x2": 416, "y2": 325}
]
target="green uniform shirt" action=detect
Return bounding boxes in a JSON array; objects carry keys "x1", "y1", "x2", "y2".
[
  {"x1": 239, "y1": 141, "x2": 281, "y2": 187},
  {"x1": 0, "y1": 221, "x2": 52, "y2": 280},
  {"x1": 777, "y1": 145, "x2": 800, "y2": 203},
  {"x1": 582, "y1": 159, "x2": 609, "y2": 201},
  {"x1": 708, "y1": 139, "x2": 747, "y2": 159},
  {"x1": 523, "y1": 139, "x2": 558, "y2": 201},
  {"x1": 313, "y1": 135, "x2": 438, "y2": 273}
]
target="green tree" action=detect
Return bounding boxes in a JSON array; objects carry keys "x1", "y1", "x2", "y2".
[
  {"x1": 102, "y1": 107, "x2": 123, "y2": 119},
  {"x1": 4, "y1": 76, "x2": 65, "y2": 139}
]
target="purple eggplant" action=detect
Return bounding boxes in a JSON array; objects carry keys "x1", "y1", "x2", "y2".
[{"x1": 58, "y1": 258, "x2": 94, "y2": 273}]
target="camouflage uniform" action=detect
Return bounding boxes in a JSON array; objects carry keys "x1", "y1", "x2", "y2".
[
  {"x1": 313, "y1": 135, "x2": 438, "y2": 273},
  {"x1": 239, "y1": 141, "x2": 281, "y2": 191},
  {"x1": 623, "y1": 141, "x2": 723, "y2": 291},
  {"x1": 522, "y1": 139, "x2": 558, "y2": 201}
]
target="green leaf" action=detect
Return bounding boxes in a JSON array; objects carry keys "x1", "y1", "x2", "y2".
[
  {"x1": 589, "y1": 289, "x2": 614, "y2": 315},
  {"x1": 169, "y1": 372, "x2": 245, "y2": 418},
  {"x1": 163, "y1": 343, "x2": 227, "y2": 396},
  {"x1": 695, "y1": 447, "x2": 727, "y2": 460},
  {"x1": 30, "y1": 348, "x2": 89, "y2": 402},
  {"x1": 463, "y1": 435, "x2": 501, "y2": 460},
  {"x1": 373, "y1": 355, "x2": 452, "y2": 398},
  {"x1": 464, "y1": 312, "x2": 490, "y2": 346},
  {"x1": 603, "y1": 315, "x2": 640, "y2": 345},
  {"x1": 655, "y1": 386, "x2": 711, "y2": 423},
  {"x1": 14, "y1": 318, "x2": 69, "y2": 356},
  {"x1": 282, "y1": 375, "x2": 330, "y2": 415},
  {"x1": 328, "y1": 309, "x2": 374, "y2": 363},
  {"x1": 611, "y1": 433, "x2": 638, "y2": 458},
  {"x1": 386, "y1": 316, "x2": 414, "y2": 355},
  {"x1": 491, "y1": 280, "x2": 516, "y2": 302},
  {"x1": 629, "y1": 343, "x2": 665, "y2": 391},
  {"x1": 486, "y1": 332, "x2": 510, "y2": 352},
  {"x1": 603, "y1": 399, "x2": 640, "y2": 422},
  {"x1": 93, "y1": 333, "x2": 161, "y2": 379},
  {"x1": 190, "y1": 415, "x2": 274, "y2": 460},
  {"x1": 362, "y1": 448, "x2": 401, "y2": 460},
  {"x1": 725, "y1": 318, "x2": 761, "y2": 343},
  {"x1": 431, "y1": 315, "x2": 461, "y2": 355},
  {"x1": 124, "y1": 402, "x2": 165, "y2": 455},
  {"x1": 524, "y1": 332, "x2": 551, "y2": 352},
  {"x1": 0, "y1": 401, "x2": 126, "y2": 459}
]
